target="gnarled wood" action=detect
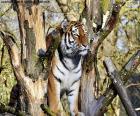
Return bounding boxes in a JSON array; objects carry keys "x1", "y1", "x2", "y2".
[
  {"x1": 104, "y1": 57, "x2": 137, "y2": 116},
  {"x1": 0, "y1": 0, "x2": 48, "y2": 115},
  {"x1": 80, "y1": 1, "x2": 125, "y2": 116}
]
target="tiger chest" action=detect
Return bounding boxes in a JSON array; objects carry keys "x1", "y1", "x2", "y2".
[
  {"x1": 61, "y1": 70, "x2": 82, "y2": 90},
  {"x1": 52, "y1": 51, "x2": 82, "y2": 90},
  {"x1": 53, "y1": 63, "x2": 82, "y2": 89}
]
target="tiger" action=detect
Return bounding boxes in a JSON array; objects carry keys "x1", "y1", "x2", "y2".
[{"x1": 47, "y1": 20, "x2": 89, "y2": 116}]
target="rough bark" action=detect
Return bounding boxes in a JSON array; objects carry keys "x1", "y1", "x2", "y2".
[
  {"x1": 0, "y1": 45, "x2": 5, "y2": 73},
  {"x1": 91, "y1": 50, "x2": 140, "y2": 116},
  {"x1": 0, "y1": 0, "x2": 138, "y2": 116},
  {"x1": 0, "y1": 0, "x2": 48, "y2": 115},
  {"x1": 80, "y1": 1, "x2": 125, "y2": 116},
  {"x1": 0, "y1": 102, "x2": 25, "y2": 116},
  {"x1": 104, "y1": 57, "x2": 137, "y2": 116}
]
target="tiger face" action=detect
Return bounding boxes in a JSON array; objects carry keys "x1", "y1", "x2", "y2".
[{"x1": 60, "y1": 20, "x2": 89, "y2": 57}]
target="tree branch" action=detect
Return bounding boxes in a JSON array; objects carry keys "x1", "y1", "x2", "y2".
[
  {"x1": 81, "y1": 1, "x2": 125, "y2": 115},
  {"x1": 0, "y1": 44, "x2": 5, "y2": 73},
  {"x1": 104, "y1": 57, "x2": 137, "y2": 116},
  {"x1": 91, "y1": 50, "x2": 140, "y2": 116},
  {"x1": 126, "y1": 83, "x2": 140, "y2": 88},
  {"x1": 91, "y1": 1, "x2": 125, "y2": 54},
  {"x1": 0, "y1": 103, "x2": 26, "y2": 116},
  {"x1": 40, "y1": 104, "x2": 56, "y2": 116},
  {"x1": 0, "y1": 5, "x2": 12, "y2": 17},
  {"x1": 0, "y1": 31, "x2": 33, "y2": 95}
]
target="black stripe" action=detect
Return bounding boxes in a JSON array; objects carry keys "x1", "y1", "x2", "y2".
[
  {"x1": 60, "y1": 89, "x2": 66, "y2": 98},
  {"x1": 64, "y1": 33, "x2": 71, "y2": 50},
  {"x1": 66, "y1": 33, "x2": 73, "y2": 49},
  {"x1": 51, "y1": 70, "x2": 62, "y2": 83},
  {"x1": 67, "y1": 89, "x2": 74, "y2": 96},
  {"x1": 64, "y1": 33, "x2": 67, "y2": 45},
  {"x1": 73, "y1": 69, "x2": 81, "y2": 73},
  {"x1": 56, "y1": 65, "x2": 65, "y2": 76},
  {"x1": 68, "y1": 33, "x2": 74, "y2": 44},
  {"x1": 68, "y1": 94, "x2": 73, "y2": 96},
  {"x1": 71, "y1": 79, "x2": 80, "y2": 86},
  {"x1": 56, "y1": 78, "x2": 61, "y2": 83},
  {"x1": 64, "y1": 33, "x2": 69, "y2": 49},
  {"x1": 57, "y1": 45, "x2": 70, "y2": 70},
  {"x1": 71, "y1": 55, "x2": 81, "y2": 66}
]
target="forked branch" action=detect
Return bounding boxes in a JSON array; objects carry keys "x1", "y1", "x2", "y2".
[
  {"x1": 81, "y1": 1, "x2": 126, "y2": 116},
  {"x1": 0, "y1": 31, "x2": 32, "y2": 95},
  {"x1": 0, "y1": 103, "x2": 25, "y2": 116},
  {"x1": 104, "y1": 57, "x2": 137, "y2": 116},
  {"x1": 91, "y1": 1, "x2": 125, "y2": 54},
  {"x1": 91, "y1": 50, "x2": 140, "y2": 116}
]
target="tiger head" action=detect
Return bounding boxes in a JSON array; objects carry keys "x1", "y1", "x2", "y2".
[{"x1": 60, "y1": 20, "x2": 89, "y2": 57}]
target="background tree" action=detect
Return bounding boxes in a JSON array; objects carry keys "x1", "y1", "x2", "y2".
[{"x1": 0, "y1": 0, "x2": 140, "y2": 116}]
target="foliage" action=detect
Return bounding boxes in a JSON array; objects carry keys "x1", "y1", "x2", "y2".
[{"x1": 0, "y1": 40, "x2": 16, "y2": 105}]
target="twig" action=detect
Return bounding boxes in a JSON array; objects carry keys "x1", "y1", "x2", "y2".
[
  {"x1": 92, "y1": 2, "x2": 125, "y2": 54},
  {"x1": 0, "y1": 44, "x2": 5, "y2": 73},
  {"x1": 126, "y1": 83, "x2": 140, "y2": 88},
  {"x1": 110, "y1": 103, "x2": 117, "y2": 116},
  {"x1": 135, "y1": 108, "x2": 140, "y2": 111},
  {"x1": 0, "y1": 31, "x2": 33, "y2": 99},
  {"x1": 81, "y1": 1, "x2": 126, "y2": 116},
  {"x1": 40, "y1": 104, "x2": 56, "y2": 116},
  {"x1": 55, "y1": 0, "x2": 68, "y2": 20},
  {"x1": 0, "y1": 5, "x2": 12, "y2": 17},
  {"x1": 104, "y1": 57, "x2": 137, "y2": 116},
  {"x1": 91, "y1": 50, "x2": 140, "y2": 116},
  {"x1": 0, "y1": 103, "x2": 25, "y2": 116}
]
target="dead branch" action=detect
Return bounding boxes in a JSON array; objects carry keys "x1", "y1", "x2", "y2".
[
  {"x1": 80, "y1": 1, "x2": 125, "y2": 116},
  {"x1": 0, "y1": 5, "x2": 12, "y2": 17},
  {"x1": 55, "y1": 0, "x2": 67, "y2": 20},
  {"x1": 126, "y1": 83, "x2": 140, "y2": 88},
  {"x1": 90, "y1": 50, "x2": 140, "y2": 116},
  {"x1": 0, "y1": 44, "x2": 5, "y2": 73},
  {"x1": 40, "y1": 104, "x2": 56, "y2": 116},
  {"x1": 104, "y1": 57, "x2": 137, "y2": 116},
  {"x1": 3, "y1": 1, "x2": 49, "y2": 115},
  {"x1": 91, "y1": 1, "x2": 125, "y2": 54},
  {"x1": 0, "y1": 31, "x2": 33, "y2": 105},
  {"x1": 0, "y1": 102, "x2": 26, "y2": 116}
]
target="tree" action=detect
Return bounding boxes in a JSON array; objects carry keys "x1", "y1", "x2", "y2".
[{"x1": 0, "y1": 0, "x2": 139, "y2": 116}]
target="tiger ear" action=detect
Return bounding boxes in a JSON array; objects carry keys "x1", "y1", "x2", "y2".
[{"x1": 61, "y1": 19, "x2": 68, "y2": 32}]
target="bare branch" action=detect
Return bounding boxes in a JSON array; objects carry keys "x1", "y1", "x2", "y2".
[
  {"x1": 91, "y1": 2, "x2": 125, "y2": 54},
  {"x1": 0, "y1": 31, "x2": 33, "y2": 93},
  {"x1": 126, "y1": 83, "x2": 140, "y2": 88},
  {"x1": 104, "y1": 57, "x2": 137, "y2": 116},
  {"x1": 40, "y1": 104, "x2": 56, "y2": 116},
  {"x1": 121, "y1": 50, "x2": 140, "y2": 82},
  {"x1": 90, "y1": 50, "x2": 140, "y2": 115},
  {"x1": 0, "y1": 103, "x2": 26, "y2": 116},
  {"x1": 0, "y1": 44, "x2": 5, "y2": 73},
  {"x1": 135, "y1": 108, "x2": 140, "y2": 111},
  {"x1": 0, "y1": 31, "x2": 20, "y2": 68},
  {"x1": 0, "y1": 5, "x2": 12, "y2": 17},
  {"x1": 80, "y1": 2, "x2": 126, "y2": 115},
  {"x1": 55, "y1": 0, "x2": 67, "y2": 20}
]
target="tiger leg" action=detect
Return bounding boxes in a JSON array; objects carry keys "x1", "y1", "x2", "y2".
[
  {"x1": 48, "y1": 74, "x2": 64, "y2": 115},
  {"x1": 68, "y1": 81, "x2": 85, "y2": 116}
]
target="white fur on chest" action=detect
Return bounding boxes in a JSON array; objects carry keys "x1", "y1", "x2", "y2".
[{"x1": 52, "y1": 50, "x2": 82, "y2": 90}]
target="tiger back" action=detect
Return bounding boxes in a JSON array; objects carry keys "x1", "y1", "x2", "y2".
[{"x1": 47, "y1": 20, "x2": 89, "y2": 116}]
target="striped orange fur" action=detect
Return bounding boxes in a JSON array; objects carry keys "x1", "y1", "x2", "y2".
[{"x1": 47, "y1": 20, "x2": 89, "y2": 116}]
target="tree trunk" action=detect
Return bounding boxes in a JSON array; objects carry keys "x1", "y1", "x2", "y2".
[
  {"x1": 9, "y1": 0, "x2": 47, "y2": 115},
  {"x1": 0, "y1": 0, "x2": 134, "y2": 116}
]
